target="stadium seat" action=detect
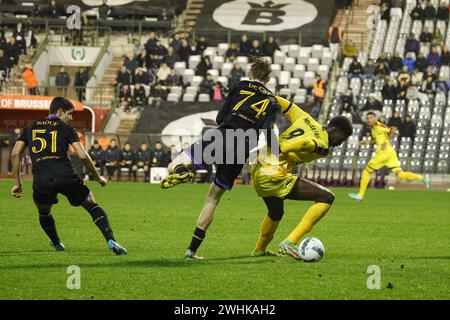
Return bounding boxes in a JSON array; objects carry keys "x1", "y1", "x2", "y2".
[
  {"x1": 185, "y1": 86, "x2": 198, "y2": 95},
  {"x1": 274, "y1": 50, "x2": 286, "y2": 64},
  {"x1": 189, "y1": 55, "x2": 201, "y2": 69},
  {"x1": 279, "y1": 71, "x2": 291, "y2": 86},
  {"x1": 217, "y1": 76, "x2": 228, "y2": 87},
  {"x1": 183, "y1": 93, "x2": 195, "y2": 102},
  {"x1": 318, "y1": 65, "x2": 329, "y2": 80},
  {"x1": 174, "y1": 62, "x2": 186, "y2": 75},
  {"x1": 198, "y1": 93, "x2": 211, "y2": 102},
  {"x1": 170, "y1": 86, "x2": 182, "y2": 97},
  {"x1": 289, "y1": 78, "x2": 300, "y2": 94},
  {"x1": 271, "y1": 64, "x2": 281, "y2": 78},
  {"x1": 288, "y1": 44, "x2": 300, "y2": 58},
  {"x1": 183, "y1": 69, "x2": 195, "y2": 84},
  {"x1": 167, "y1": 93, "x2": 179, "y2": 102},
  {"x1": 283, "y1": 57, "x2": 296, "y2": 72},
  {"x1": 212, "y1": 56, "x2": 224, "y2": 70},
  {"x1": 293, "y1": 95, "x2": 306, "y2": 104},
  {"x1": 293, "y1": 65, "x2": 306, "y2": 79},
  {"x1": 236, "y1": 56, "x2": 249, "y2": 70},
  {"x1": 221, "y1": 62, "x2": 233, "y2": 77},
  {"x1": 191, "y1": 76, "x2": 203, "y2": 87},
  {"x1": 207, "y1": 69, "x2": 219, "y2": 81},
  {"x1": 298, "y1": 48, "x2": 310, "y2": 65},
  {"x1": 217, "y1": 43, "x2": 229, "y2": 56},
  {"x1": 312, "y1": 44, "x2": 324, "y2": 59},
  {"x1": 307, "y1": 58, "x2": 320, "y2": 72},
  {"x1": 279, "y1": 88, "x2": 291, "y2": 99},
  {"x1": 303, "y1": 71, "x2": 316, "y2": 88}
]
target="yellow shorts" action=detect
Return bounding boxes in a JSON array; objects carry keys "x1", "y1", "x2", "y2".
[
  {"x1": 366, "y1": 147, "x2": 401, "y2": 173},
  {"x1": 251, "y1": 165, "x2": 299, "y2": 198}
]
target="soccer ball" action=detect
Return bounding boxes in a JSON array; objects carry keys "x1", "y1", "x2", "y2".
[{"x1": 298, "y1": 237, "x2": 325, "y2": 262}]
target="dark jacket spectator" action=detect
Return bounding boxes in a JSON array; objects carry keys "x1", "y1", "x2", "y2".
[
  {"x1": 261, "y1": 36, "x2": 280, "y2": 58},
  {"x1": 440, "y1": 46, "x2": 450, "y2": 66},
  {"x1": 405, "y1": 35, "x2": 420, "y2": 55},
  {"x1": 195, "y1": 36, "x2": 208, "y2": 54},
  {"x1": 225, "y1": 43, "x2": 239, "y2": 62},
  {"x1": 397, "y1": 82, "x2": 409, "y2": 100},
  {"x1": 421, "y1": 76, "x2": 436, "y2": 94},
  {"x1": 349, "y1": 58, "x2": 363, "y2": 76},
  {"x1": 119, "y1": 84, "x2": 132, "y2": 107},
  {"x1": 427, "y1": 48, "x2": 441, "y2": 68},
  {"x1": 389, "y1": 53, "x2": 404, "y2": 72},
  {"x1": 55, "y1": 67, "x2": 71, "y2": 88},
  {"x1": 410, "y1": 3, "x2": 424, "y2": 21},
  {"x1": 400, "y1": 115, "x2": 416, "y2": 139},
  {"x1": 133, "y1": 68, "x2": 153, "y2": 85},
  {"x1": 7, "y1": 37, "x2": 20, "y2": 67},
  {"x1": 420, "y1": 29, "x2": 433, "y2": 43},
  {"x1": 423, "y1": 1, "x2": 437, "y2": 20},
  {"x1": 239, "y1": 34, "x2": 251, "y2": 56},
  {"x1": 163, "y1": 47, "x2": 180, "y2": 68},
  {"x1": 12, "y1": 23, "x2": 26, "y2": 54},
  {"x1": 150, "y1": 142, "x2": 170, "y2": 167},
  {"x1": 145, "y1": 32, "x2": 158, "y2": 54},
  {"x1": 137, "y1": 49, "x2": 151, "y2": 69},
  {"x1": 116, "y1": 66, "x2": 132, "y2": 86},
  {"x1": 106, "y1": 141, "x2": 120, "y2": 163},
  {"x1": 170, "y1": 33, "x2": 182, "y2": 54},
  {"x1": 249, "y1": 40, "x2": 262, "y2": 57},
  {"x1": 437, "y1": 3, "x2": 449, "y2": 20},
  {"x1": 229, "y1": 63, "x2": 245, "y2": 89},
  {"x1": 415, "y1": 53, "x2": 428, "y2": 72},
  {"x1": 382, "y1": 80, "x2": 398, "y2": 100},
  {"x1": 199, "y1": 73, "x2": 215, "y2": 95},
  {"x1": 165, "y1": 69, "x2": 182, "y2": 87},
  {"x1": 178, "y1": 39, "x2": 192, "y2": 65},
  {"x1": 124, "y1": 53, "x2": 139, "y2": 74},
  {"x1": 88, "y1": 141, "x2": 105, "y2": 174},
  {"x1": 149, "y1": 82, "x2": 167, "y2": 101},
  {"x1": 195, "y1": 56, "x2": 212, "y2": 77},
  {"x1": 48, "y1": 0, "x2": 64, "y2": 18},
  {"x1": 133, "y1": 83, "x2": 147, "y2": 107},
  {"x1": 362, "y1": 95, "x2": 382, "y2": 112},
  {"x1": 98, "y1": 0, "x2": 112, "y2": 19},
  {"x1": 153, "y1": 41, "x2": 168, "y2": 57},
  {"x1": 388, "y1": 112, "x2": 402, "y2": 128}
]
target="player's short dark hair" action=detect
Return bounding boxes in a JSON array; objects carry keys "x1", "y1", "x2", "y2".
[
  {"x1": 49, "y1": 97, "x2": 74, "y2": 114},
  {"x1": 366, "y1": 111, "x2": 377, "y2": 117},
  {"x1": 328, "y1": 116, "x2": 353, "y2": 137},
  {"x1": 248, "y1": 56, "x2": 272, "y2": 83}
]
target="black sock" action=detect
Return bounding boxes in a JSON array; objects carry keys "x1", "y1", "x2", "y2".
[
  {"x1": 87, "y1": 204, "x2": 115, "y2": 242},
  {"x1": 188, "y1": 227, "x2": 206, "y2": 252},
  {"x1": 174, "y1": 164, "x2": 189, "y2": 174},
  {"x1": 39, "y1": 212, "x2": 60, "y2": 245}
]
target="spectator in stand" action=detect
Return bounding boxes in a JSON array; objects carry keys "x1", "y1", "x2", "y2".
[
  {"x1": 421, "y1": 75, "x2": 436, "y2": 94},
  {"x1": 148, "y1": 81, "x2": 167, "y2": 107},
  {"x1": 249, "y1": 39, "x2": 262, "y2": 57},
  {"x1": 437, "y1": 2, "x2": 449, "y2": 21},
  {"x1": 118, "y1": 143, "x2": 136, "y2": 181},
  {"x1": 423, "y1": 0, "x2": 437, "y2": 21},
  {"x1": 239, "y1": 34, "x2": 251, "y2": 56},
  {"x1": 133, "y1": 83, "x2": 147, "y2": 110},
  {"x1": 376, "y1": 52, "x2": 389, "y2": 68},
  {"x1": 165, "y1": 68, "x2": 182, "y2": 87},
  {"x1": 432, "y1": 28, "x2": 444, "y2": 46},
  {"x1": 134, "y1": 143, "x2": 151, "y2": 182},
  {"x1": 98, "y1": 0, "x2": 112, "y2": 19},
  {"x1": 115, "y1": 65, "x2": 132, "y2": 87},
  {"x1": 8, "y1": 37, "x2": 20, "y2": 68},
  {"x1": 436, "y1": 77, "x2": 450, "y2": 95},
  {"x1": 415, "y1": 52, "x2": 428, "y2": 72},
  {"x1": 311, "y1": 74, "x2": 326, "y2": 118},
  {"x1": 148, "y1": 53, "x2": 162, "y2": 70},
  {"x1": 341, "y1": 39, "x2": 358, "y2": 58},
  {"x1": 348, "y1": 57, "x2": 363, "y2": 79},
  {"x1": 212, "y1": 81, "x2": 227, "y2": 102},
  {"x1": 55, "y1": 66, "x2": 71, "y2": 97},
  {"x1": 145, "y1": 32, "x2": 158, "y2": 54},
  {"x1": 105, "y1": 139, "x2": 120, "y2": 181},
  {"x1": 199, "y1": 73, "x2": 215, "y2": 97},
  {"x1": 195, "y1": 36, "x2": 208, "y2": 54},
  {"x1": 410, "y1": 2, "x2": 424, "y2": 21},
  {"x1": 153, "y1": 40, "x2": 168, "y2": 58},
  {"x1": 425, "y1": 65, "x2": 437, "y2": 80},
  {"x1": 12, "y1": 23, "x2": 26, "y2": 55},
  {"x1": 388, "y1": 111, "x2": 403, "y2": 129},
  {"x1": 178, "y1": 39, "x2": 192, "y2": 65},
  {"x1": 157, "y1": 62, "x2": 171, "y2": 84},
  {"x1": 124, "y1": 52, "x2": 139, "y2": 74},
  {"x1": 404, "y1": 34, "x2": 420, "y2": 56},
  {"x1": 420, "y1": 27, "x2": 433, "y2": 43},
  {"x1": 23, "y1": 64, "x2": 39, "y2": 95},
  {"x1": 48, "y1": 0, "x2": 64, "y2": 18},
  {"x1": 400, "y1": 115, "x2": 416, "y2": 139},
  {"x1": 362, "y1": 93, "x2": 382, "y2": 112},
  {"x1": 164, "y1": 46, "x2": 180, "y2": 69},
  {"x1": 397, "y1": 79, "x2": 409, "y2": 100},
  {"x1": 195, "y1": 55, "x2": 212, "y2": 77},
  {"x1": 427, "y1": 46, "x2": 441, "y2": 69},
  {"x1": 225, "y1": 43, "x2": 239, "y2": 62},
  {"x1": 411, "y1": 68, "x2": 423, "y2": 86},
  {"x1": 328, "y1": 23, "x2": 343, "y2": 61},
  {"x1": 374, "y1": 61, "x2": 390, "y2": 80},
  {"x1": 362, "y1": 59, "x2": 376, "y2": 79},
  {"x1": 137, "y1": 48, "x2": 151, "y2": 69},
  {"x1": 398, "y1": 65, "x2": 412, "y2": 84},
  {"x1": 150, "y1": 142, "x2": 170, "y2": 167},
  {"x1": 88, "y1": 140, "x2": 105, "y2": 177},
  {"x1": 118, "y1": 84, "x2": 132, "y2": 111},
  {"x1": 134, "y1": 67, "x2": 153, "y2": 86},
  {"x1": 389, "y1": 51, "x2": 403, "y2": 72},
  {"x1": 382, "y1": 79, "x2": 398, "y2": 101},
  {"x1": 402, "y1": 52, "x2": 415, "y2": 73},
  {"x1": 261, "y1": 36, "x2": 280, "y2": 59},
  {"x1": 341, "y1": 88, "x2": 361, "y2": 123},
  {"x1": 380, "y1": 2, "x2": 391, "y2": 21},
  {"x1": 229, "y1": 63, "x2": 244, "y2": 89},
  {"x1": 170, "y1": 33, "x2": 182, "y2": 54},
  {"x1": 74, "y1": 66, "x2": 89, "y2": 102},
  {"x1": 0, "y1": 49, "x2": 7, "y2": 86},
  {"x1": 441, "y1": 45, "x2": 450, "y2": 65}
]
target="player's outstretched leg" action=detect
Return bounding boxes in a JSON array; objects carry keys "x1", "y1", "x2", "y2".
[
  {"x1": 82, "y1": 193, "x2": 127, "y2": 255},
  {"x1": 160, "y1": 152, "x2": 195, "y2": 189},
  {"x1": 395, "y1": 170, "x2": 431, "y2": 189},
  {"x1": 34, "y1": 200, "x2": 65, "y2": 251},
  {"x1": 348, "y1": 169, "x2": 372, "y2": 202},
  {"x1": 252, "y1": 197, "x2": 284, "y2": 257},
  {"x1": 280, "y1": 179, "x2": 335, "y2": 260}
]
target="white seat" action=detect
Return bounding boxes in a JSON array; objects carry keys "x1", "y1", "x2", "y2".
[
  {"x1": 321, "y1": 51, "x2": 333, "y2": 65},
  {"x1": 274, "y1": 50, "x2": 286, "y2": 64},
  {"x1": 288, "y1": 44, "x2": 300, "y2": 58},
  {"x1": 188, "y1": 55, "x2": 201, "y2": 70},
  {"x1": 271, "y1": 64, "x2": 281, "y2": 78},
  {"x1": 212, "y1": 56, "x2": 224, "y2": 70},
  {"x1": 293, "y1": 64, "x2": 306, "y2": 79},
  {"x1": 303, "y1": 71, "x2": 316, "y2": 87},
  {"x1": 174, "y1": 61, "x2": 186, "y2": 75},
  {"x1": 183, "y1": 69, "x2": 195, "y2": 84},
  {"x1": 279, "y1": 88, "x2": 291, "y2": 98},
  {"x1": 191, "y1": 76, "x2": 203, "y2": 87},
  {"x1": 236, "y1": 56, "x2": 249, "y2": 70},
  {"x1": 217, "y1": 76, "x2": 228, "y2": 87},
  {"x1": 217, "y1": 43, "x2": 229, "y2": 56},
  {"x1": 312, "y1": 44, "x2": 324, "y2": 58},
  {"x1": 167, "y1": 93, "x2": 179, "y2": 102},
  {"x1": 318, "y1": 65, "x2": 330, "y2": 81},
  {"x1": 221, "y1": 62, "x2": 233, "y2": 77},
  {"x1": 186, "y1": 86, "x2": 198, "y2": 95},
  {"x1": 293, "y1": 95, "x2": 306, "y2": 104},
  {"x1": 203, "y1": 47, "x2": 217, "y2": 58},
  {"x1": 170, "y1": 86, "x2": 182, "y2": 97},
  {"x1": 289, "y1": 78, "x2": 300, "y2": 94},
  {"x1": 298, "y1": 47, "x2": 311, "y2": 64},
  {"x1": 283, "y1": 57, "x2": 296, "y2": 72},
  {"x1": 278, "y1": 71, "x2": 291, "y2": 86},
  {"x1": 198, "y1": 93, "x2": 211, "y2": 102},
  {"x1": 307, "y1": 58, "x2": 320, "y2": 72},
  {"x1": 207, "y1": 69, "x2": 219, "y2": 81},
  {"x1": 182, "y1": 93, "x2": 195, "y2": 102}
]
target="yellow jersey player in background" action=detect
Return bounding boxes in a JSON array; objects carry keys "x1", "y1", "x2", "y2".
[
  {"x1": 251, "y1": 96, "x2": 353, "y2": 259},
  {"x1": 348, "y1": 111, "x2": 430, "y2": 202}
]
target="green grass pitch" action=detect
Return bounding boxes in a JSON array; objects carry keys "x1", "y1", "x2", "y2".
[{"x1": 0, "y1": 179, "x2": 449, "y2": 300}]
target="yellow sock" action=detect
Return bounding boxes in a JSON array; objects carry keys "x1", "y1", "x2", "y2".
[
  {"x1": 286, "y1": 203, "x2": 331, "y2": 244},
  {"x1": 358, "y1": 169, "x2": 372, "y2": 199},
  {"x1": 255, "y1": 215, "x2": 280, "y2": 252},
  {"x1": 397, "y1": 171, "x2": 423, "y2": 181}
]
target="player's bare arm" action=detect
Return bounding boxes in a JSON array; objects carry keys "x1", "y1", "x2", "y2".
[
  {"x1": 10, "y1": 140, "x2": 27, "y2": 198},
  {"x1": 71, "y1": 142, "x2": 106, "y2": 186}
]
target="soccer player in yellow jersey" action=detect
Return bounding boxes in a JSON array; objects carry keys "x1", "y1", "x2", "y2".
[
  {"x1": 251, "y1": 96, "x2": 353, "y2": 259},
  {"x1": 348, "y1": 112, "x2": 430, "y2": 202}
]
